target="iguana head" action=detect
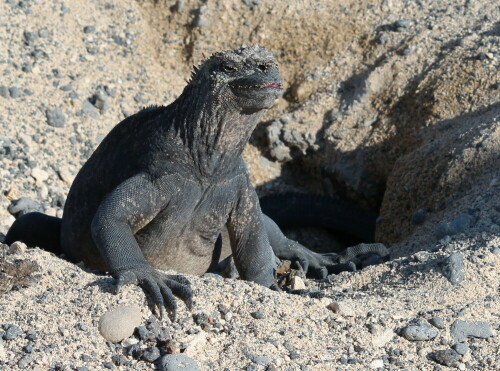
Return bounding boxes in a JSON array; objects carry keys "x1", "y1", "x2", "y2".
[{"x1": 188, "y1": 45, "x2": 283, "y2": 112}]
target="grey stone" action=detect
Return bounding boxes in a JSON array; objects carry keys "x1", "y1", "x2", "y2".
[
  {"x1": 81, "y1": 100, "x2": 99, "y2": 118},
  {"x1": 431, "y1": 349, "x2": 461, "y2": 367},
  {"x1": 442, "y1": 252, "x2": 465, "y2": 285},
  {"x1": 250, "y1": 310, "x2": 264, "y2": 319},
  {"x1": 91, "y1": 92, "x2": 109, "y2": 112},
  {"x1": 38, "y1": 28, "x2": 50, "y2": 38},
  {"x1": 450, "y1": 320, "x2": 493, "y2": 343},
  {"x1": 45, "y1": 108, "x2": 66, "y2": 127},
  {"x1": 135, "y1": 325, "x2": 154, "y2": 341},
  {"x1": 160, "y1": 354, "x2": 200, "y2": 371},
  {"x1": 452, "y1": 343, "x2": 468, "y2": 355},
  {"x1": 141, "y1": 346, "x2": 160, "y2": 362},
  {"x1": 9, "y1": 87, "x2": 21, "y2": 98},
  {"x1": 428, "y1": 317, "x2": 445, "y2": 329},
  {"x1": 60, "y1": 84, "x2": 73, "y2": 92},
  {"x1": 4, "y1": 324, "x2": 23, "y2": 340},
  {"x1": 98, "y1": 305, "x2": 142, "y2": 343},
  {"x1": 0, "y1": 86, "x2": 9, "y2": 98},
  {"x1": 22, "y1": 62, "x2": 33, "y2": 72},
  {"x1": 25, "y1": 329, "x2": 37, "y2": 341},
  {"x1": 245, "y1": 351, "x2": 270, "y2": 366},
  {"x1": 83, "y1": 25, "x2": 95, "y2": 33},
  {"x1": 8, "y1": 197, "x2": 39, "y2": 216},
  {"x1": 401, "y1": 324, "x2": 437, "y2": 341},
  {"x1": 18, "y1": 354, "x2": 32, "y2": 368}
]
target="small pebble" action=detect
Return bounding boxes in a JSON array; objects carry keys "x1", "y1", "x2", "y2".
[
  {"x1": 327, "y1": 301, "x2": 355, "y2": 317},
  {"x1": 442, "y1": 252, "x2": 465, "y2": 285},
  {"x1": 9, "y1": 87, "x2": 21, "y2": 98},
  {"x1": 142, "y1": 346, "x2": 161, "y2": 362},
  {"x1": 8, "y1": 241, "x2": 26, "y2": 255},
  {"x1": 160, "y1": 354, "x2": 200, "y2": 371},
  {"x1": 429, "y1": 317, "x2": 445, "y2": 329},
  {"x1": 452, "y1": 343, "x2": 469, "y2": 355},
  {"x1": 3, "y1": 324, "x2": 23, "y2": 340},
  {"x1": 432, "y1": 349, "x2": 461, "y2": 367},
  {"x1": 291, "y1": 276, "x2": 306, "y2": 290},
  {"x1": 0, "y1": 86, "x2": 9, "y2": 98},
  {"x1": 98, "y1": 305, "x2": 142, "y2": 343},
  {"x1": 25, "y1": 329, "x2": 37, "y2": 341},
  {"x1": 135, "y1": 325, "x2": 154, "y2": 341},
  {"x1": 18, "y1": 354, "x2": 32, "y2": 367},
  {"x1": 83, "y1": 25, "x2": 96, "y2": 33},
  {"x1": 193, "y1": 312, "x2": 209, "y2": 325},
  {"x1": 45, "y1": 107, "x2": 66, "y2": 128},
  {"x1": 250, "y1": 311, "x2": 264, "y2": 319},
  {"x1": 102, "y1": 361, "x2": 114, "y2": 369}
]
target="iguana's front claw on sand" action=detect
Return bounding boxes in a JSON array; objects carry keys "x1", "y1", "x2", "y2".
[{"x1": 113, "y1": 268, "x2": 193, "y2": 321}]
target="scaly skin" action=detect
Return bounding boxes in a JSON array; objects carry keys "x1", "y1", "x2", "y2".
[{"x1": 7, "y1": 46, "x2": 382, "y2": 319}]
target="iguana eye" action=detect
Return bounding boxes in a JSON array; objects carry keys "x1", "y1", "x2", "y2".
[
  {"x1": 222, "y1": 64, "x2": 237, "y2": 72},
  {"x1": 258, "y1": 64, "x2": 268, "y2": 72}
]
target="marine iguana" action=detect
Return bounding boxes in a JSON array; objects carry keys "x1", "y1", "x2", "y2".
[{"x1": 6, "y1": 45, "x2": 387, "y2": 319}]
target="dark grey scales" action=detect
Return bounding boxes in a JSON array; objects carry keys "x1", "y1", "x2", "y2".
[{"x1": 6, "y1": 45, "x2": 387, "y2": 319}]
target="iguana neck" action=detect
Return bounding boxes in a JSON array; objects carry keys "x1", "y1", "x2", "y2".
[{"x1": 171, "y1": 83, "x2": 263, "y2": 177}]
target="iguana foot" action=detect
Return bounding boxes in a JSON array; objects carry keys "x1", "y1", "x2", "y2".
[
  {"x1": 114, "y1": 267, "x2": 193, "y2": 321},
  {"x1": 291, "y1": 251, "x2": 357, "y2": 279}
]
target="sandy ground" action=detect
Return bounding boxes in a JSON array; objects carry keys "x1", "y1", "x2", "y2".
[{"x1": 0, "y1": 0, "x2": 498, "y2": 370}]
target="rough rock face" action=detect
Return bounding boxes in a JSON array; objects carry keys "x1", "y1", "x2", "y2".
[{"x1": 0, "y1": 0, "x2": 499, "y2": 370}]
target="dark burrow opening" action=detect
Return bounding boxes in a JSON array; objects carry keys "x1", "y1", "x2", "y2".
[{"x1": 252, "y1": 117, "x2": 389, "y2": 272}]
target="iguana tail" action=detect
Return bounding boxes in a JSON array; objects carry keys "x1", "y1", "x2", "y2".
[
  {"x1": 4, "y1": 212, "x2": 62, "y2": 254},
  {"x1": 259, "y1": 193, "x2": 377, "y2": 243}
]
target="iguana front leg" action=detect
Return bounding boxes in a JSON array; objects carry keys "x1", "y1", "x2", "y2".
[
  {"x1": 226, "y1": 179, "x2": 277, "y2": 289},
  {"x1": 90, "y1": 173, "x2": 192, "y2": 320}
]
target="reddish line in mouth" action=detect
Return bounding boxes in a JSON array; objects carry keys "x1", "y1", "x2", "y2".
[{"x1": 265, "y1": 83, "x2": 282, "y2": 88}]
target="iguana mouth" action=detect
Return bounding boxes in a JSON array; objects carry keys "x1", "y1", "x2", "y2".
[{"x1": 231, "y1": 82, "x2": 282, "y2": 90}]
